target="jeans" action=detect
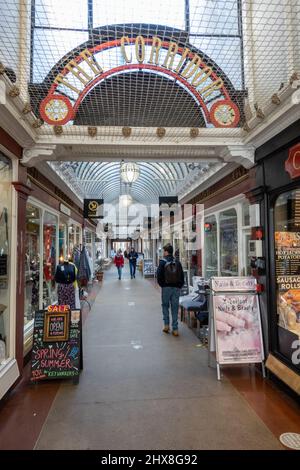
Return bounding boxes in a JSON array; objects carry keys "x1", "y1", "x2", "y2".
[
  {"x1": 161, "y1": 287, "x2": 180, "y2": 331},
  {"x1": 117, "y1": 267, "x2": 122, "y2": 279},
  {"x1": 129, "y1": 262, "x2": 136, "y2": 278}
]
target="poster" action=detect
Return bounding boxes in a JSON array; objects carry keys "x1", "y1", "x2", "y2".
[
  {"x1": 143, "y1": 259, "x2": 155, "y2": 277},
  {"x1": 213, "y1": 293, "x2": 264, "y2": 364},
  {"x1": 275, "y1": 232, "x2": 300, "y2": 337}
]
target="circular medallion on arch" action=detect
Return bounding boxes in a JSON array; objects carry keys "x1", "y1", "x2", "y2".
[
  {"x1": 209, "y1": 100, "x2": 240, "y2": 128},
  {"x1": 39, "y1": 94, "x2": 74, "y2": 125}
]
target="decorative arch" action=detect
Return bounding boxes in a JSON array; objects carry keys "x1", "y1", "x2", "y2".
[{"x1": 36, "y1": 25, "x2": 244, "y2": 128}]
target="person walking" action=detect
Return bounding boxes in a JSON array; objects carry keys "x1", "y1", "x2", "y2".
[
  {"x1": 114, "y1": 249, "x2": 124, "y2": 280},
  {"x1": 156, "y1": 244, "x2": 184, "y2": 336},
  {"x1": 128, "y1": 247, "x2": 138, "y2": 279}
]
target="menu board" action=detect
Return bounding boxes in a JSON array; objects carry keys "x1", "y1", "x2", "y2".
[
  {"x1": 275, "y1": 232, "x2": 300, "y2": 337},
  {"x1": 143, "y1": 259, "x2": 155, "y2": 277},
  {"x1": 31, "y1": 306, "x2": 82, "y2": 382},
  {"x1": 212, "y1": 293, "x2": 264, "y2": 364}
]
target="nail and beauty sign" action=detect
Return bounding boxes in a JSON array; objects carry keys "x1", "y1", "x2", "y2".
[
  {"x1": 30, "y1": 306, "x2": 83, "y2": 383},
  {"x1": 208, "y1": 277, "x2": 265, "y2": 375}
]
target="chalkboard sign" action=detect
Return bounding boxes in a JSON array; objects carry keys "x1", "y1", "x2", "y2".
[
  {"x1": 31, "y1": 306, "x2": 82, "y2": 383},
  {"x1": 44, "y1": 311, "x2": 69, "y2": 342}
]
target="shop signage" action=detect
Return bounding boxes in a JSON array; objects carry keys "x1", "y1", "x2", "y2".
[
  {"x1": 44, "y1": 309, "x2": 69, "y2": 342},
  {"x1": 60, "y1": 203, "x2": 71, "y2": 216},
  {"x1": 30, "y1": 307, "x2": 83, "y2": 383},
  {"x1": 83, "y1": 198, "x2": 104, "y2": 219},
  {"x1": 208, "y1": 277, "x2": 265, "y2": 380},
  {"x1": 39, "y1": 36, "x2": 240, "y2": 128},
  {"x1": 285, "y1": 143, "x2": 300, "y2": 179},
  {"x1": 275, "y1": 232, "x2": 300, "y2": 338},
  {"x1": 211, "y1": 276, "x2": 257, "y2": 292}
]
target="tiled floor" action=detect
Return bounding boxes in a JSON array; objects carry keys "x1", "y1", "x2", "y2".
[{"x1": 0, "y1": 266, "x2": 299, "y2": 449}]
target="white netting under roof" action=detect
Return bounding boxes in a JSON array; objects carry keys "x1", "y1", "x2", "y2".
[
  {"x1": 49, "y1": 160, "x2": 214, "y2": 203},
  {"x1": 0, "y1": 0, "x2": 299, "y2": 134}
]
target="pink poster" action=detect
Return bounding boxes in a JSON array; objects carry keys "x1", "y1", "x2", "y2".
[{"x1": 213, "y1": 294, "x2": 264, "y2": 364}]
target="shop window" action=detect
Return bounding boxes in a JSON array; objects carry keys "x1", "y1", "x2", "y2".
[
  {"x1": 274, "y1": 190, "x2": 300, "y2": 363},
  {"x1": 68, "y1": 224, "x2": 81, "y2": 267},
  {"x1": 59, "y1": 223, "x2": 67, "y2": 262},
  {"x1": 43, "y1": 211, "x2": 58, "y2": 308},
  {"x1": 220, "y1": 208, "x2": 238, "y2": 276},
  {"x1": 24, "y1": 204, "x2": 41, "y2": 328},
  {"x1": 204, "y1": 215, "x2": 218, "y2": 278},
  {"x1": 242, "y1": 201, "x2": 250, "y2": 227},
  {"x1": 0, "y1": 154, "x2": 12, "y2": 366}
]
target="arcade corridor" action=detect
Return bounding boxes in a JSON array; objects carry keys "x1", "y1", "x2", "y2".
[{"x1": 1, "y1": 266, "x2": 299, "y2": 450}]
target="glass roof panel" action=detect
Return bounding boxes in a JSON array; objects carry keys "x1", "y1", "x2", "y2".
[
  {"x1": 33, "y1": 29, "x2": 88, "y2": 82},
  {"x1": 35, "y1": 0, "x2": 88, "y2": 29},
  {"x1": 92, "y1": 0, "x2": 186, "y2": 29},
  {"x1": 189, "y1": 0, "x2": 239, "y2": 35},
  {"x1": 190, "y1": 36, "x2": 242, "y2": 88}
]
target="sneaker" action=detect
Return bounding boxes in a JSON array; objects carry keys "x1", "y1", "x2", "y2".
[
  {"x1": 172, "y1": 330, "x2": 179, "y2": 337},
  {"x1": 162, "y1": 325, "x2": 170, "y2": 333}
]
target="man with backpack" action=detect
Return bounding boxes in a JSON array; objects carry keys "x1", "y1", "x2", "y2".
[{"x1": 156, "y1": 244, "x2": 184, "y2": 336}]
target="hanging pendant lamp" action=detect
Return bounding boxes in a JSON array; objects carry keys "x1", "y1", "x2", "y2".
[{"x1": 120, "y1": 162, "x2": 140, "y2": 184}]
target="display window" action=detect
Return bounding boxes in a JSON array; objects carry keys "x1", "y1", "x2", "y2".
[
  {"x1": 83, "y1": 229, "x2": 95, "y2": 274},
  {"x1": 204, "y1": 215, "x2": 218, "y2": 278},
  {"x1": 43, "y1": 211, "x2": 58, "y2": 308},
  {"x1": 24, "y1": 204, "x2": 41, "y2": 329},
  {"x1": 202, "y1": 199, "x2": 250, "y2": 280},
  {"x1": 274, "y1": 189, "x2": 300, "y2": 363},
  {"x1": 68, "y1": 222, "x2": 81, "y2": 266},
  {"x1": 220, "y1": 208, "x2": 238, "y2": 276},
  {"x1": 0, "y1": 154, "x2": 12, "y2": 366},
  {"x1": 59, "y1": 222, "x2": 67, "y2": 261}
]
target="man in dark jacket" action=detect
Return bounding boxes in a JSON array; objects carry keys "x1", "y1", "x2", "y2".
[
  {"x1": 128, "y1": 247, "x2": 139, "y2": 279},
  {"x1": 156, "y1": 244, "x2": 184, "y2": 336}
]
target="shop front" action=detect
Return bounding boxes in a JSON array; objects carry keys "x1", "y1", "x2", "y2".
[
  {"x1": 22, "y1": 169, "x2": 84, "y2": 359},
  {"x1": 254, "y1": 120, "x2": 300, "y2": 395},
  {"x1": 203, "y1": 197, "x2": 252, "y2": 280},
  {"x1": 0, "y1": 148, "x2": 19, "y2": 399},
  {"x1": 183, "y1": 166, "x2": 254, "y2": 287}
]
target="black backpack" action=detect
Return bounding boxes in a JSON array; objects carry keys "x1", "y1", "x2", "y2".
[{"x1": 164, "y1": 259, "x2": 182, "y2": 284}]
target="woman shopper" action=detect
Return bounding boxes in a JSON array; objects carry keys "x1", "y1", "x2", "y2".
[{"x1": 114, "y1": 249, "x2": 124, "y2": 280}]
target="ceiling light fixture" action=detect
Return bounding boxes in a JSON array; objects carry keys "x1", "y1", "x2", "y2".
[{"x1": 120, "y1": 162, "x2": 140, "y2": 184}]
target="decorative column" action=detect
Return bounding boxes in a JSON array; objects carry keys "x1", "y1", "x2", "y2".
[{"x1": 12, "y1": 181, "x2": 32, "y2": 372}]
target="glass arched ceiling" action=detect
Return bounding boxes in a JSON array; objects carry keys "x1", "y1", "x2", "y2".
[{"x1": 53, "y1": 161, "x2": 212, "y2": 204}]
